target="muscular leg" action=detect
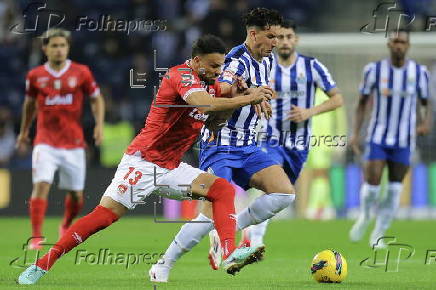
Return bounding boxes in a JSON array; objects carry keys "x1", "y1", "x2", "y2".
[
  {"x1": 371, "y1": 161, "x2": 409, "y2": 245},
  {"x1": 349, "y1": 160, "x2": 385, "y2": 242},
  {"x1": 235, "y1": 165, "x2": 295, "y2": 230},
  {"x1": 33, "y1": 196, "x2": 125, "y2": 271},
  {"x1": 29, "y1": 182, "x2": 51, "y2": 247}
]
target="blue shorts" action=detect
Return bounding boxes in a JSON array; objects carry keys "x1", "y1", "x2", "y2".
[
  {"x1": 261, "y1": 144, "x2": 308, "y2": 184},
  {"x1": 364, "y1": 142, "x2": 411, "y2": 165},
  {"x1": 199, "y1": 143, "x2": 279, "y2": 190}
]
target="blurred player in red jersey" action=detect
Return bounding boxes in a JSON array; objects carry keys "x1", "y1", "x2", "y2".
[
  {"x1": 18, "y1": 34, "x2": 274, "y2": 284},
  {"x1": 15, "y1": 29, "x2": 105, "y2": 250}
]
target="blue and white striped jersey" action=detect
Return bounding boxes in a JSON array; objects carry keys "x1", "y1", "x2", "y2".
[
  {"x1": 360, "y1": 59, "x2": 430, "y2": 148},
  {"x1": 201, "y1": 43, "x2": 274, "y2": 146},
  {"x1": 264, "y1": 53, "x2": 336, "y2": 151}
]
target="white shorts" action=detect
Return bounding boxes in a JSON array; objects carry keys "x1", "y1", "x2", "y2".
[
  {"x1": 32, "y1": 144, "x2": 86, "y2": 191},
  {"x1": 103, "y1": 152, "x2": 205, "y2": 210}
]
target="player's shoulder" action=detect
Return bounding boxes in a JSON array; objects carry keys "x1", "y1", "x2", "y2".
[
  {"x1": 225, "y1": 44, "x2": 246, "y2": 60},
  {"x1": 298, "y1": 54, "x2": 315, "y2": 62},
  {"x1": 167, "y1": 61, "x2": 191, "y2": 79},
  {"x1": 69, "y1": 61, "x2": 92, "y2": 73},
  {"x1": 408, "y1": 59, "x2": 428, "y2": 72},
  {"x1": 27, "y1": 64, "x2": 46, "y2": 78}
]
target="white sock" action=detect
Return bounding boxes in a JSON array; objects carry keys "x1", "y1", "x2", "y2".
[
  {"x1": 236, "y1": 193, "x2": 295, "y2": 230},
  {"x1": 358, "y1": 183, "x2": 380, "y2": 221},
  {"x1": 162, "y1": 213, "x2": 213, "y2": 268},
  {"x1": 249, "y1": 219, "x2": 269, "y2": 247},
  {"x1": 373, "y1": 182, "x2": 402, "y2": 237}
]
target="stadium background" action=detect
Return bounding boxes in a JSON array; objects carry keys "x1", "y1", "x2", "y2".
[{"x1": 0, "y1": 0, "x2": 435, "y2": 220}]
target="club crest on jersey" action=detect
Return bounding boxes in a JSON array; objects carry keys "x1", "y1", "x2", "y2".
[
  {"x1": 296, "y1": 73, "x2": 306, "y2": 83},
  {"x1": 208, "y1": 88, "x2": 216, "y2": 97},
  {"x1": 37, "y1": 77, "x2": 49, "y2": 88},
  {"x1": 54, "y1": 79, "x2": 62, "y2": 90},
  {"x1": 68, "y1": 76, "x2": 77, "y2": 88}
]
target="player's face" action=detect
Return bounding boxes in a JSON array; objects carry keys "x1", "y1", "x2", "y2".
[
  {"x1": 253, "y1": 25, "x2": 280, "y2": 57},
  {"x1": 277, "y1": 27, "x2": 298, "y2": 59},
  {"x1": 194, "y1": 53, "x2": 225, "y2": 85},
  {"x1": 387, "y1": 32, "x2": 409, "y2": 59},
  {"x1": 43, "y1": 36, "x2": 69, "y2": 64}
]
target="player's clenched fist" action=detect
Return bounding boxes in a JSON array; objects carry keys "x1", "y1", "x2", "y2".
[{"x1": 287, "y1": 105, "x2": 312, "y2": 123}]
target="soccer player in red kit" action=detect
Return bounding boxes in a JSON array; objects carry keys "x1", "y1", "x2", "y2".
[
  {"x1": 15, "y1": 29, "x2": 105, "y2": 250},
  {"x1": 18, "y1": 34, "x2": 273, "y2": 284}
]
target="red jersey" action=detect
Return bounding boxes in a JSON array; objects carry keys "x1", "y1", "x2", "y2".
[
  {"x1": 25, "y1": 59, "x2": 100, "y2": 148},
  {"x1": 127, "y1": 60, "x2": 220, "y2": 169}
]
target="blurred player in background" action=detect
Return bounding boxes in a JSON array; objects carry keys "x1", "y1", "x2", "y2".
[
  {"x1": 18, "y1": 34, "x2": 273, "y2": 285},
  {"x1": 150, "y1": 8, "x2": 299, "y2": 282},
  {"x1": 241, "y1": 19, "x2": 343, "y2": 248},
  {"x1": 349, "y1": 30, "x2": 431, "y2": 247},
  {"x1": 16, "y1": 29, "x2": 105, "y2": 250}
]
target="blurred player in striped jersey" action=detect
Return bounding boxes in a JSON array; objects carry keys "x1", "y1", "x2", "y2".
[
  {"x1": 15, "y1": 29, "x2": 105, "y2": 250},
  {"x1": 149, "y1": 12, "x2": 342, "y2": 282},
  {"x1": 241, "y1": 19, "x2": 343, "y2": 248},
  {"x1": 349, "y1": 30, "x2": 432, "y2": 247}
]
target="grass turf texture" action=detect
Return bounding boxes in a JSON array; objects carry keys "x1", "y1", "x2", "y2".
[{"x1": 1, "y1": 217, "x2": 436, "y2": 289}]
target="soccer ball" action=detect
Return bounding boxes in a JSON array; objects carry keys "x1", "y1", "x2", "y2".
[{"x1": 310, "y1": 249, "x2": 348, "y2": 283}]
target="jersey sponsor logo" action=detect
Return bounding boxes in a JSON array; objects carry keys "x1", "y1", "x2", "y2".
[
  {"x1": 45, "y1": 93, "x2": 73, "y2": 105},
  {"x1": 68, "y1": 76, "x2": 77, "y2": 88}
]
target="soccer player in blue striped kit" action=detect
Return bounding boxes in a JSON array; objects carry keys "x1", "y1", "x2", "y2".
[
  {"x1": 150, "y1": 15, "x2": 343, "y2": 282},
  {"x1": 349, "y1": 30, "x2": 432, "y2": 247}
]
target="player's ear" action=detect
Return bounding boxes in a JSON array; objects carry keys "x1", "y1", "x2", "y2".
[{"x1": 192, "y1": 55, "x2": 201, "y2": 65}]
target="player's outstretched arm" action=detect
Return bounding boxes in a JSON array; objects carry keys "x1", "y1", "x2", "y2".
[
  {"x1": 90, "y1": 94, "x2": 105, "y2": 146},
  {"x1": 185, "y1": 88, "x2": 271, "y2": 113},
  {"x1": 16, "y1": 96, "x2": 36, "y2": 151}
]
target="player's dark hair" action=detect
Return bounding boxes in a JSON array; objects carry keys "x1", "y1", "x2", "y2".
[
  {"x1": 281, "y1": 19, "x2": 297, "y2": 32},
  {"x1": 242, "y1": 8, "x2": 283, "y2": 30},
  {"x1": 42, "y1": 28, "x2": 72, "y2": 45},
  {"x1": 192, "y1": 34, "x2": 226, "y2": 57}
]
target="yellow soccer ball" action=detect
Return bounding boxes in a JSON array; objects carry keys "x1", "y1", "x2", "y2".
[{"x1": 310, "y1": 249, "x2": 348, "y2": 283}]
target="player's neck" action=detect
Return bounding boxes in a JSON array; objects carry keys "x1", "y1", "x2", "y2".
[
  {"x1": 278, "y1": 51, "x2": 297, "y2": 67},
  {"x1": 47, "y1": 60, "x2": 67, "y2": 72},
  {"x1": 390, "y1": 56, "x2": 406, "y2": 68},
  {"x1": 244, "y1": 41, "x2": 262, "y2": 62}
]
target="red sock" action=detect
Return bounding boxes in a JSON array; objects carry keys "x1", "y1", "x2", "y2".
[
  {"x1": 29, "y1": 198, "x2": 48, "y2": 237},
  {"x1": 206, "y1": 178, "x2": 236, "y2": 259},
  {"x1": 61, "y1": 194, "x2": 84, "y2": 228},
  {"x1": 36, "y1": 205, "x2": 119, "y2": 271}
]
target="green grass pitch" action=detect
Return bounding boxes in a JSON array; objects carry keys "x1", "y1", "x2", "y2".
[{"x1": 1, "y1": 217, "x2": 436, "y2": 289}]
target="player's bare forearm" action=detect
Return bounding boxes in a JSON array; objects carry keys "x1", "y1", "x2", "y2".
[
  {"x1": 309, "y1": 89, "x2": 343, "y2": 117},
  {"x1": 90, "y1": 95, "x2": 105, "y2": 145},
  {"x1": 204, "y1": 109, "x2": 234, "y2": 132},
  {"x1": 18, "y1": 97, "x2": 36, "y2": 136},
  {"x1": 353, "y1": 94, "x2": 369, "y2": 137},
  {"x1": 186, "y1": 89, "x2": 271, "y2": 113},
  {"x1": 90, "y1": 95, "x2": 105, "y2": 127},
  {"x1": 417, "y1": 98, "x2": 432, "y2": 135}
]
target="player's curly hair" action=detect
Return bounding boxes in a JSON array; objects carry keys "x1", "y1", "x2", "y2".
[
  {"x1": 242, "y1": 8, "x2": 283, "y2": 30},
  {"x1": 192, "y1": 34, "x2": 226, "y2": 57}
]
